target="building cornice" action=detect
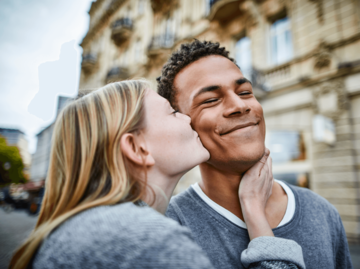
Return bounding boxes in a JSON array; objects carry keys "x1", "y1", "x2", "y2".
[{"x1": 88, "y1": 0, "x2": 104, "y2": 15}]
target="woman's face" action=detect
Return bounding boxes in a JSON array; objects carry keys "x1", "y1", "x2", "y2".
[{"x1": 142, "y1": 89, "x2": 210, "y2": 177}]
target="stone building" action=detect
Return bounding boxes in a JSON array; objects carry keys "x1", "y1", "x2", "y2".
[
  {"x1": 30, "y1": 96, "x2": 71, "y2": 182},
  {"x1": 79, "y1": 0, "x2": 360, "y2": 242}
]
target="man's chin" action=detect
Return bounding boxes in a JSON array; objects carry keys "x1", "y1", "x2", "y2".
[{"x1": 205, "y1": 147, "x2": 265, "y2": 174}]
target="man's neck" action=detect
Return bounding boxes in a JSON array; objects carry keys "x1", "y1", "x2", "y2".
[
  {"x1": 198, "y1": 162, "x2": 244, "y2": 220},
  {"x1": 198, "y1": 162, "x2": 288, "y2": 228}
]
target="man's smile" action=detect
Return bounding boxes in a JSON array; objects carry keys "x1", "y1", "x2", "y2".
[{"x1": 219, "y1": 121, "x2": 259, "y2": 136}]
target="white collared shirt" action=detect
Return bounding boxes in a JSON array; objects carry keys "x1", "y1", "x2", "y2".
[{"x1": 191, "y1": 179, "x2": 295, "y2": 229}]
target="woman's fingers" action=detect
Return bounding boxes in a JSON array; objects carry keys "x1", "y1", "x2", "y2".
[
  {"x1": 266, "y1": 156, "x2": 274, "y2": 196},
  {"x1": 247, "y1": 148, "x2": 270, "y2": 177},
  {"x1": 267, "y1": 155, "x2": 273, "y2": 178}
]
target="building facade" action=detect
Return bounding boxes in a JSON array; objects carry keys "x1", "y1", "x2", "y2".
[
  {"x1": 79, "y1": 0, "x2": 360, "y2": 242},
  {"x1": 0, "y1": 128, "x2": 31, "y2": 173},
  {"x1": 30, "y1": 96, "x2": 71, "y2": 182}
]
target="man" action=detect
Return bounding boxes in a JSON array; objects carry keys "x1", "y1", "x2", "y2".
[{"x1": 157, "y1": 40, "x2": 352, "y2": 269}]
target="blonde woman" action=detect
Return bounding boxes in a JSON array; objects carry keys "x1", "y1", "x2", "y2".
[{"x1": 10, "y1": 80, "x2": 304, "y2": 269}]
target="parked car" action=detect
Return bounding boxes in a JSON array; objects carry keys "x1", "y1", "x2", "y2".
[{"x1": 1, "y1": 181, "x2": 45, "y2": 214}]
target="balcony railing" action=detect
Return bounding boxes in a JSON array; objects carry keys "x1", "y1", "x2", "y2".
[
  {"x1": 263, "y1": 64, "x2": 291, "y2": 87},
  {"x1": 111, "y1": 18, "x2": 133, "y2": 46},
  {"x1": 105, "y1": 66, "x2": 129, "y2": 84},
  {"x1": 148, "y1": 34, "x2": 175, "y2": 51},
  {"x1": 81, "y1": 53, "x2": 97, "y2": 73}
]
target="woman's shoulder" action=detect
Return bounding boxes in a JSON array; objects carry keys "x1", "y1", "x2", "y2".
[
  {"x1": 44, "y1": 202, "x2": 185, "y2": 244},
  {"x1": 33, "y1": 202, "x2": 211, "y2": 269}
]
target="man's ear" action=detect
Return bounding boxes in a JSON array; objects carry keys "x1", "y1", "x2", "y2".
[{"x1": 120, "y1": 133, "x2": 155, "y2": 167}]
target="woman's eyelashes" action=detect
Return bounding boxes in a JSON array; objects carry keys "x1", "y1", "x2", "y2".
[{"x1": 172, "y1": 110, "x2": 179, "y2": 115}]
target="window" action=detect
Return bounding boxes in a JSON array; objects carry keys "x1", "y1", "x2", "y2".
[
  {"x1": 265, "y1": 130, "x2": 306, "y2": 163},
  {"x1": 273, "y1": 172, "x2": 309, "y2": 188},
  {"x1": 270, "y1": 17, "x2": 293, "y2": 65},
  {"x1": 235, "y1": 37, "x2": 252, "y2": 80},
  {"x1": 134, "y1": 41, "x2": 142, "y2": 62},
  {"x1": 164, "y1": 17, "x2": 175, "y2": 47},
  {"x1": 204, "y1": 0, "x2": 211, "y2": 16},
  {"x1": 138, "y1": 0, "x2": 145, "y2": 15}
]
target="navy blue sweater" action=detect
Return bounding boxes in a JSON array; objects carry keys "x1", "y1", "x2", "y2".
[{"x1": 166, "y1": 183, "x2": 353, "y2": 269}]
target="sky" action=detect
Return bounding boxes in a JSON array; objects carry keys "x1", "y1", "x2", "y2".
[{"x1": 0, "y1": 0, "x2": 93, "y2": 154}]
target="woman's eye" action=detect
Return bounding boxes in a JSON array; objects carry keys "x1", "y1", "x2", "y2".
[
  {"x1": 172, "y1": 110, "x2": 179, "y2": 115},
  {"x1": 203, "y1": 99, "x2": 218, "y2": 104}
]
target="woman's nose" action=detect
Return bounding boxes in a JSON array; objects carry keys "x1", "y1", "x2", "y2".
[{"x1": 179, "y1": 112, "x2": 192, "y2": 124}]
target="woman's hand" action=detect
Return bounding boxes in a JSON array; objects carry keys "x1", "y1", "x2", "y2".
[{"x1": 239, "y1": 148, "x2": 274, "y2": 240}]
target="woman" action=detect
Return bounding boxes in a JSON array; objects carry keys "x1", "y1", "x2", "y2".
[{"x1": 10, "y1": 80, "x2": 304, "y2": 269}]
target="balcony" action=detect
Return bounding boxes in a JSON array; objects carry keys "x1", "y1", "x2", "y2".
[
  {"x1": 151, "y1": 0, "x2": 179, "y2": 15},
  {"x1": 263, "y1": 63, "x2": 291, "y2": 88},
  {"x1": 105, "y1": 66, "x2": 130, "y2": 84},
  {"x1": 148, "y1": 34, "x2": 175, "y2": 52},
  {"x1": 207, "y1": 0, "x2": 243, "y2": 24},
  {"x1": 81, "y1": 53, "x2": 97, "y2": 74},
  {"x1": 111, "y1": 18, "x2": 133, "y2": 46},
  {"x1": 145, "y1": 34, "x2": 176, "y2": 70}
]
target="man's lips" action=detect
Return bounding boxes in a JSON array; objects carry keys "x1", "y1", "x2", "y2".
[{"x1": 220, "y1": 122, "x2": 258, "y2": 136}]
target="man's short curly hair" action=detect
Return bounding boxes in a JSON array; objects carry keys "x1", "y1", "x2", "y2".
[{"x1": 157, "y1": 40, "x2": 236, "y2": 110}]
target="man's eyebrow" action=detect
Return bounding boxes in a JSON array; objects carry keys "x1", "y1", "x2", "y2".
[
  {"x1": 193, "y1": 85, "x2": 220, "y2": 99},
  {"x1": 236, "y1": 77, "x2": 252, "y2": 86},
  {"x1": 192, "y1": 78, "x2": 251, "y2": 100}
]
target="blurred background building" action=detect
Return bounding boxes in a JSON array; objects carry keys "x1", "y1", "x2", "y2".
[
  {"x1": 0, "y1": 128, "x2": 31, "y2": 174},
  {"x1": 78, "y1": 0, "x2": 360, "y2": 242},
  {"x1": 30, "y1": 96, "x2": 71, "y2": 182}
]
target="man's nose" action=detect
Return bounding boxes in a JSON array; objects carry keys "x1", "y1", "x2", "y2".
[{"x1": 222, "y1": 92, "x2": 251, "y2": 118}]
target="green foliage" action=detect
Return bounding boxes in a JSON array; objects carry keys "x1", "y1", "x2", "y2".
[{"x1": 0, "y1": 136, "x2": 27, "y2": 186}]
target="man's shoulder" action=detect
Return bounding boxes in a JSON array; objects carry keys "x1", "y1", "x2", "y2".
[
  {"x1": 166, "y1": 186, "x2": 200, "y2": 222},
  {"x1": 170, "y1": 186, "x2": 196, "y2": 205},
  {"x1": 288, "y1": 184, "x2": 339, "y2": 219}
]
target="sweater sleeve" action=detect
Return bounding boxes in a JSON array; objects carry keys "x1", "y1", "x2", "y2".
[
  {"x1": 334, "y1": 214, "x2": 353, "y2": 268},
  {"x1": 241, "y1": 237, "x2": 306, "y2": 269}
]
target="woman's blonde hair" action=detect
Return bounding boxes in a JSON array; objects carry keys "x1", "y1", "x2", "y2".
[{"x1": 10, "y1": 79, "x2": 150, "y2": 269}]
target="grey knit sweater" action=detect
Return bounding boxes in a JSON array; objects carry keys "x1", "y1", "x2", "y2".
[{"x1": 31, "y1": 202, "x2": 305, "y2": 269}]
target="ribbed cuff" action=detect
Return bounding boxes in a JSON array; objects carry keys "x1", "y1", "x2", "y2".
[{"x1": 241, "y1": 236, "x2": 306, "y2": 269}]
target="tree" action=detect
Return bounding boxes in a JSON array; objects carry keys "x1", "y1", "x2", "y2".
[{"x1": 0, "y1": 136, "x2": 27, "y2": 186}]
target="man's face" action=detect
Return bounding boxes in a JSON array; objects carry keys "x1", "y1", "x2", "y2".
[{"x1": 173, "y1": 55, "x2": 266, "y2": 174}]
